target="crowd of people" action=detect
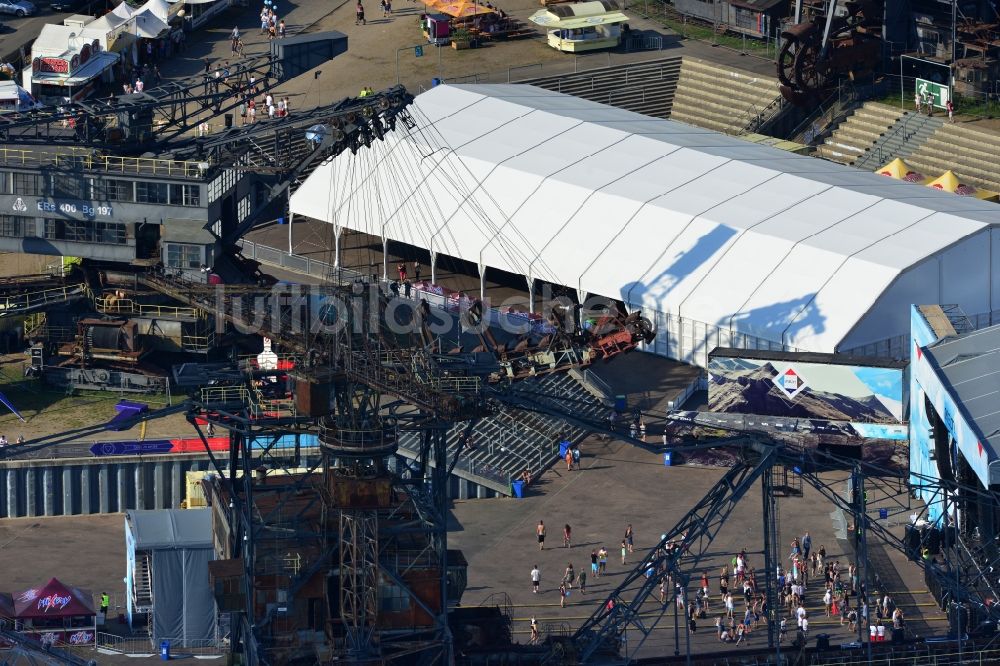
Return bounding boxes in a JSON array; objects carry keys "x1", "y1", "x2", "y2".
[
  {"x1": 708, "y1": 533, "x2": 906, "y2": 646},
  {"x1": 526, "y1": 521, "x2": 907, "y2": 648}
]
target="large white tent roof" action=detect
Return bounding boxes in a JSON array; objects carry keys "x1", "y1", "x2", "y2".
[{"x1": 291, "y1": 84, "x2": 1000, "y2": 356}]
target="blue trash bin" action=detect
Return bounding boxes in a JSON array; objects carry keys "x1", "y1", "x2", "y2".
[
  {"x1": 614, "y1": 395, "x2": 627, "y2": 412},
  {"x1": 277, "y1": 216, "x2": 286, "y2": 225},
  {"x1": 160, "y1": 640, "x2": 170, "y2": 661},
  {"x1": 511, "y1": 480, "x2": 524, "y2": 498},
  {"x1": 558, "y1": 440, "x2": 571, "y2": 458},
  {"x1": 663, "y1": 451, "x2": 672, "y2": 467},
  {"x1": 431, "y1": 77, "x2": 442, "y2": 87}
]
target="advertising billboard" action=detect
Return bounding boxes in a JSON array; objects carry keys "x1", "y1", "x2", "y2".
[{"x1": 707, "y1": 349, "x2": 906, "y2": 438}]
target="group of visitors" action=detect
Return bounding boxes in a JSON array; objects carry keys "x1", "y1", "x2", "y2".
[
  {"x1": 531, "y1": 522, "x2": 640, "y2": 609},
  {"x1": 260, "y1": 7, "x2": 286, "y2": 39},
  {"x1": 238, "y1": 91, "x2": 291, "y2": 125}
]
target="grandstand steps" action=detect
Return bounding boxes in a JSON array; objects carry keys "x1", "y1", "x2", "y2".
[
  {"x1": 669, "y1": 58, "x2": 782, "y2": 135},
  {"x1": 853, "y1": 113, "x2": 943, "y2": 171},
  {"x1": 394, "y1": 373, "x2": 605, "y2": 496},
  {"x1": 904, "y1": 122, "x2": 1000, "y2": 192},
  {"x1": 521, "y1": 57, "x2": 682, "y2": 120},
  {"x1": 816, "y1": 101, "x2": 906, "y2": 166}
]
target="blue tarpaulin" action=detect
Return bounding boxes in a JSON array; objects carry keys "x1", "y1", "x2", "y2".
[{"x1": 105, "y1": 401, "x2": 149, "y2": 431}]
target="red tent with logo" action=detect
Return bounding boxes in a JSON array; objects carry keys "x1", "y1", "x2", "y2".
[{"x1": 13, "y1": 578, "x2": 95, "y2": 619}]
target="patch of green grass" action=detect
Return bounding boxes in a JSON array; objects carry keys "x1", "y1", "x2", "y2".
[{"x1": 0, "y1": 362, "x2": 168, "y2": 433}]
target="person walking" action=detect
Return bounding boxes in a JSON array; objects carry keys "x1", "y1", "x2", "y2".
[
  {"x1": 624, "y1": 524, "x2": 634, "y2": 553},
  {"x1": 563, "y1": 524, "x2": 571, "y2": 549},
  {"x1": 579, "y1": 570, "x2": 587, "y2": 594},
  {"x1": 571, "y1": 446, "x2": 581, "y2": 469},
  {"x1": 598, "y1": 547, "x2": 608, "y2": 576},
  {"x1": 563, "y1": 563, "x2": 575, "y2": 589},
  {"x1": 559, "y1": 582, "x2": 568, "y2": 608},
  {"x1": 355, "y1": 1, "x2": 366, "y2": 24},
  {"x1": 564, "y1": 447, "x2": 573, "y2": 471},
  {"x1": 536, "y1": 520, "x2": 546, "y2": 550},
  {"x1": 947, "y1": 98, "x2": 955, "y2": 123},
  {"x1": 531, "y1": 565, "x2": 540, "y2": 593},
  {"x1": 530, "y1": 618, "x2": 539, "y2": 644},
  {"x1": 621, "y1": 540, "x2": 628, "y2": 565},
  {"x1": 100, "y1": 592, "x2": 110, "y2": 616},
  {"x1": 802, "y1": 532, "x2": 812, "y2": 561},
  {"x1": 590, "y1": 549, "x2": 598, "y2": 578}
]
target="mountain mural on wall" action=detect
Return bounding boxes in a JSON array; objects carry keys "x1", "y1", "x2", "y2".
[{"x1": 708, "y1": 360, "x2": 900, "y2": 423}]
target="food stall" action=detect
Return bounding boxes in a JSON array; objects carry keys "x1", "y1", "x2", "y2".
[
  {"x1": 23, "y1": 24, "x2": 119, "y2": 103},
  {"x1": 11, "y1": 578, "x2": 97, "y2": 647},
  {"x1": 529, "y1": 0, "x2": 628, "y2": 52}
]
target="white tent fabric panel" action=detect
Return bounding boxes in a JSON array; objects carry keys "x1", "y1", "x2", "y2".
[
  {"x1": 650, "y1": 160, "x2": 782, "y2": 218},
  {"x1": 540, "y1": 190, "x2": 644, "y2": 289},
  {"x1": 633, "y1": 216, "x2": 741, "y2": 312},
  {"x1": 581, "y1": 205, "x2": 692, "y2": 302},
  {"x1": 699, "y1": 173, "x2": 831, "y2": 231},
  {"x1": 854, "y1": 212, "x2": 986, "y2": 270},
  {"x1": 681, "y1": 232, "x2": 798, "y2": 328},
  {"x1": 734, "y1": 243, "x2": 850, "y2": 344},
  {"x1": 290, "y1": 83, "x2": 1000, "y2": 358},
  {"x1": 794, "y1": 258, "x2": 903, "y2": 351},
  {"x1": 499, "y1": 122, "x2": 629, "y2": 181},
  {"x1": 939, "y1": 234, "x2": 991, "y2": 312},
  {"x1": 803, "y1": 199, "x2": 934, "y2": 256},
  {"x1": 750, "y1": 188, "x2": 882, "y2": 242},
  {"x1": 838, "y1": 259, "x2": 943, "y2": 350}
]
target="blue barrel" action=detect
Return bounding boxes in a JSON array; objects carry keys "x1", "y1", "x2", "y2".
[
  {"x1": 614, "y1": 395, "x2": 627, "y2": 412},
  {"x1": 431, "y1": 77, "x2": 442, "y2": 87},
  {"x1": 160, "y1": 641, "x2": 170, "y2": 661},
  {"x1": 277, "y1": 216, "x2": 286, "y2": 225},
  {"x1": 663, "y1": 451, "x2": 672, "y2": 467},
  {"x1": 511, "y1": 480, "x2": 524, "y2": 498}
]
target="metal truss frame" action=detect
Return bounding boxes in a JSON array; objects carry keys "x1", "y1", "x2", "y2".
[
  {"x1": 572, "y1": 443, "x2": 778, "y2": 662},
  {"x1": 559, "y1": 435, "x2": 1000, "y2": 664}
]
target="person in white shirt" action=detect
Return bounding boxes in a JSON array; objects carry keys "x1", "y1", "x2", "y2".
[
  {"x1": 796, "y1": 605, "x2": 806, "y2": 628},
  {"x1": 801, "y1": 616, "x2": 809, "y2": 633},
  {"x1": 530, "y1": 565, "x2": 540, "y2": 593}
]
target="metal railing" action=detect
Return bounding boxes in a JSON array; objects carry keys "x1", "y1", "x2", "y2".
[
  {"x1": 862, "y1": 113, "x2": 918, "y2": 169},
  {"x1": 95, "y1": 296, "x2": 200, "y2": 319},
  {"x1": 580, "y1": 368, "x2": 615, "y2": 402},
  {"x1": 625, "y1": 35, "x2": 664, "y2": 51},
  {"x1": 0, "y1": 147, "x2": 211, "y2": 178},
  {"x1": 96, "y1": 631, "x2": 224, "y2": 655},
  {"x1": 787, "y1": 80, "x2": 859, "y2": 145},
  {"x1": 0, "y1": 284, "x2": 88, "y2": 314}
]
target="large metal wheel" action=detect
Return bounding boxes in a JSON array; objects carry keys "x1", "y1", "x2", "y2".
[
  {"x1": 775, "y1": 24, "x2": 818, "y2": 89},
  {"x1": 793, "y1": 40, "x2": 825, "y2": 95}
]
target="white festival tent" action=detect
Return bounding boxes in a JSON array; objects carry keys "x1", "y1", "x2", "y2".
[
  {"x1": 139, "y1": 0, "x2": 174, "y2": 23},
  {"x1": 290, "y1": 84, "x2": 1000, "y2": 366}
]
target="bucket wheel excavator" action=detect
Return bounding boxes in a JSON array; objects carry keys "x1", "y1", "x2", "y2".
[{"x1": 777, "y1": 0, "x2": 884, "y2": 104}]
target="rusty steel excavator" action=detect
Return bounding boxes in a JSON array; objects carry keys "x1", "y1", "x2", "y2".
[{"x1": 777, "y1": 0, "x2": 884, "y2": 104}]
